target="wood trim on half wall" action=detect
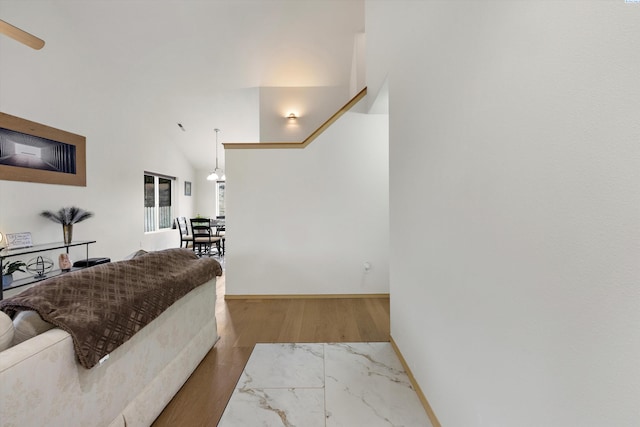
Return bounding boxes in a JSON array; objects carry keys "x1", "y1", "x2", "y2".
[{"x1": 223, "y1": 87, "x2": 367, "y2": 150}]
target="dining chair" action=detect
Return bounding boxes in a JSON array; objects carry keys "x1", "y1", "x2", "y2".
[
  {"x1": 176, "y1": 217, "x2": 193, "y2": 248},
  {"x1": 190, "y1": 218, "x2": 221, "y2": 257}
]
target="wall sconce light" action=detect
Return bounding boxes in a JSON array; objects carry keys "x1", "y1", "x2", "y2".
[{"x1": 287, "y1": 113, "x2": 298, "y2": 121}]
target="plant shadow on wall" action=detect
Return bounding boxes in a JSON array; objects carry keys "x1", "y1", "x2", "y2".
[{"x1": 40, "y1": 206, "x2": 94, "y2": 245}]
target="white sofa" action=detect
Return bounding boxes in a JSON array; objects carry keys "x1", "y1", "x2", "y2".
[{"x1": 0, "y1": 276, "x2": 218, "y2": 427}]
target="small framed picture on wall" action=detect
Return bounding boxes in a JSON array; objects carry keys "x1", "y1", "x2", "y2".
[{"x1": 184, "y1": 181, "x2": 192, "y2": 196}]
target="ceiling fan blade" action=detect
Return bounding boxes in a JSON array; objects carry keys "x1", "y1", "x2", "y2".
[{"x1": 0, "y1": 19, "x2": 45, "y2": 50}]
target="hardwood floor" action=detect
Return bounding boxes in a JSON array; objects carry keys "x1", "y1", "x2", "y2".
[{"x1": 152, "y1": 274, "x2": 390, "y2": 427}]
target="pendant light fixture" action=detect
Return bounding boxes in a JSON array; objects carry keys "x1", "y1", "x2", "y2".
[{"x1": 206, "y1": 128, "x2": 224, "y2": 181}]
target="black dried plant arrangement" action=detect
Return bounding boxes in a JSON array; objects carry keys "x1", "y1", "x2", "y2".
[{"x1": 40, "y1": 206, "x2": 94, "y2": 225}]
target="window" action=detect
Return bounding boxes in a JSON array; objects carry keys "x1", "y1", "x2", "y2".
[
  {"x1": 144, "y1": 172, "x2": 174, "y2": 232},
  {"x1": 216, "y1": 181, "x2": 226, "y2": 217}
]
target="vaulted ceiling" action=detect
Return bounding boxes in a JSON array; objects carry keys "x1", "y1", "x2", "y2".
[{"x1": 1, "y1": 0, "x2": 365, "y2": 170}]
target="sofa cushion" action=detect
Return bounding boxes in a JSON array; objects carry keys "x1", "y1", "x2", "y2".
[
  {"x1": 0, "y1": 279, "x2": 218, "y2": 427},
  {"x1": 0, "y1": 248, "x2": 222, "y2": 369},
  {"x1": 12, "y1": 310, "x2": 55, "y2": 346},
  {"x1": 0, "y1": 310, "x2": 13, "y2": 351}
]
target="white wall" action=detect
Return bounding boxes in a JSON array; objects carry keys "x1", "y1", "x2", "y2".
[
  {"x1": 349, "y1": 33, "x2": 366, "y2": 98},
  {"x1": 193, "y1": 168, "x2": 219, "y2": 219},
  {"x1": 367, "y1": 1, "x2": 640, "y2": 426},
  {"x1": 225, "y1": 110, "x2": 388, "y2": 295},
  {"x1": 0, "y1": 2, "x2": 196, "y2": 263}
]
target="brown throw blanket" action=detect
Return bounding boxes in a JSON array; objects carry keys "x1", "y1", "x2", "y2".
[{"x1": 0, "y1": 248, "x2": 222, "y2": 369}]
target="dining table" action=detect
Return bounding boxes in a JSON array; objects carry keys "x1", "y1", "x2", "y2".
[
  {"x1": 209, "y1": 219, "x2": 225, "y2": 255},
  {"x1": 210, "y1": 219, "x2": 225, "y2": 233}
]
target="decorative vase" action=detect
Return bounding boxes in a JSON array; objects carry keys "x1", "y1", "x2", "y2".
[
  {"x1": 63, "y1": 224, "x2": 73, "y2": 245},
  {"x1": 2, "y1": 274, "x2": 13, "y2": 287}
]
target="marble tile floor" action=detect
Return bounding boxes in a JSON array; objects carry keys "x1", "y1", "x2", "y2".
[{"x1": 218, "y1": 342, "x2": 432, "y2": 427}]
